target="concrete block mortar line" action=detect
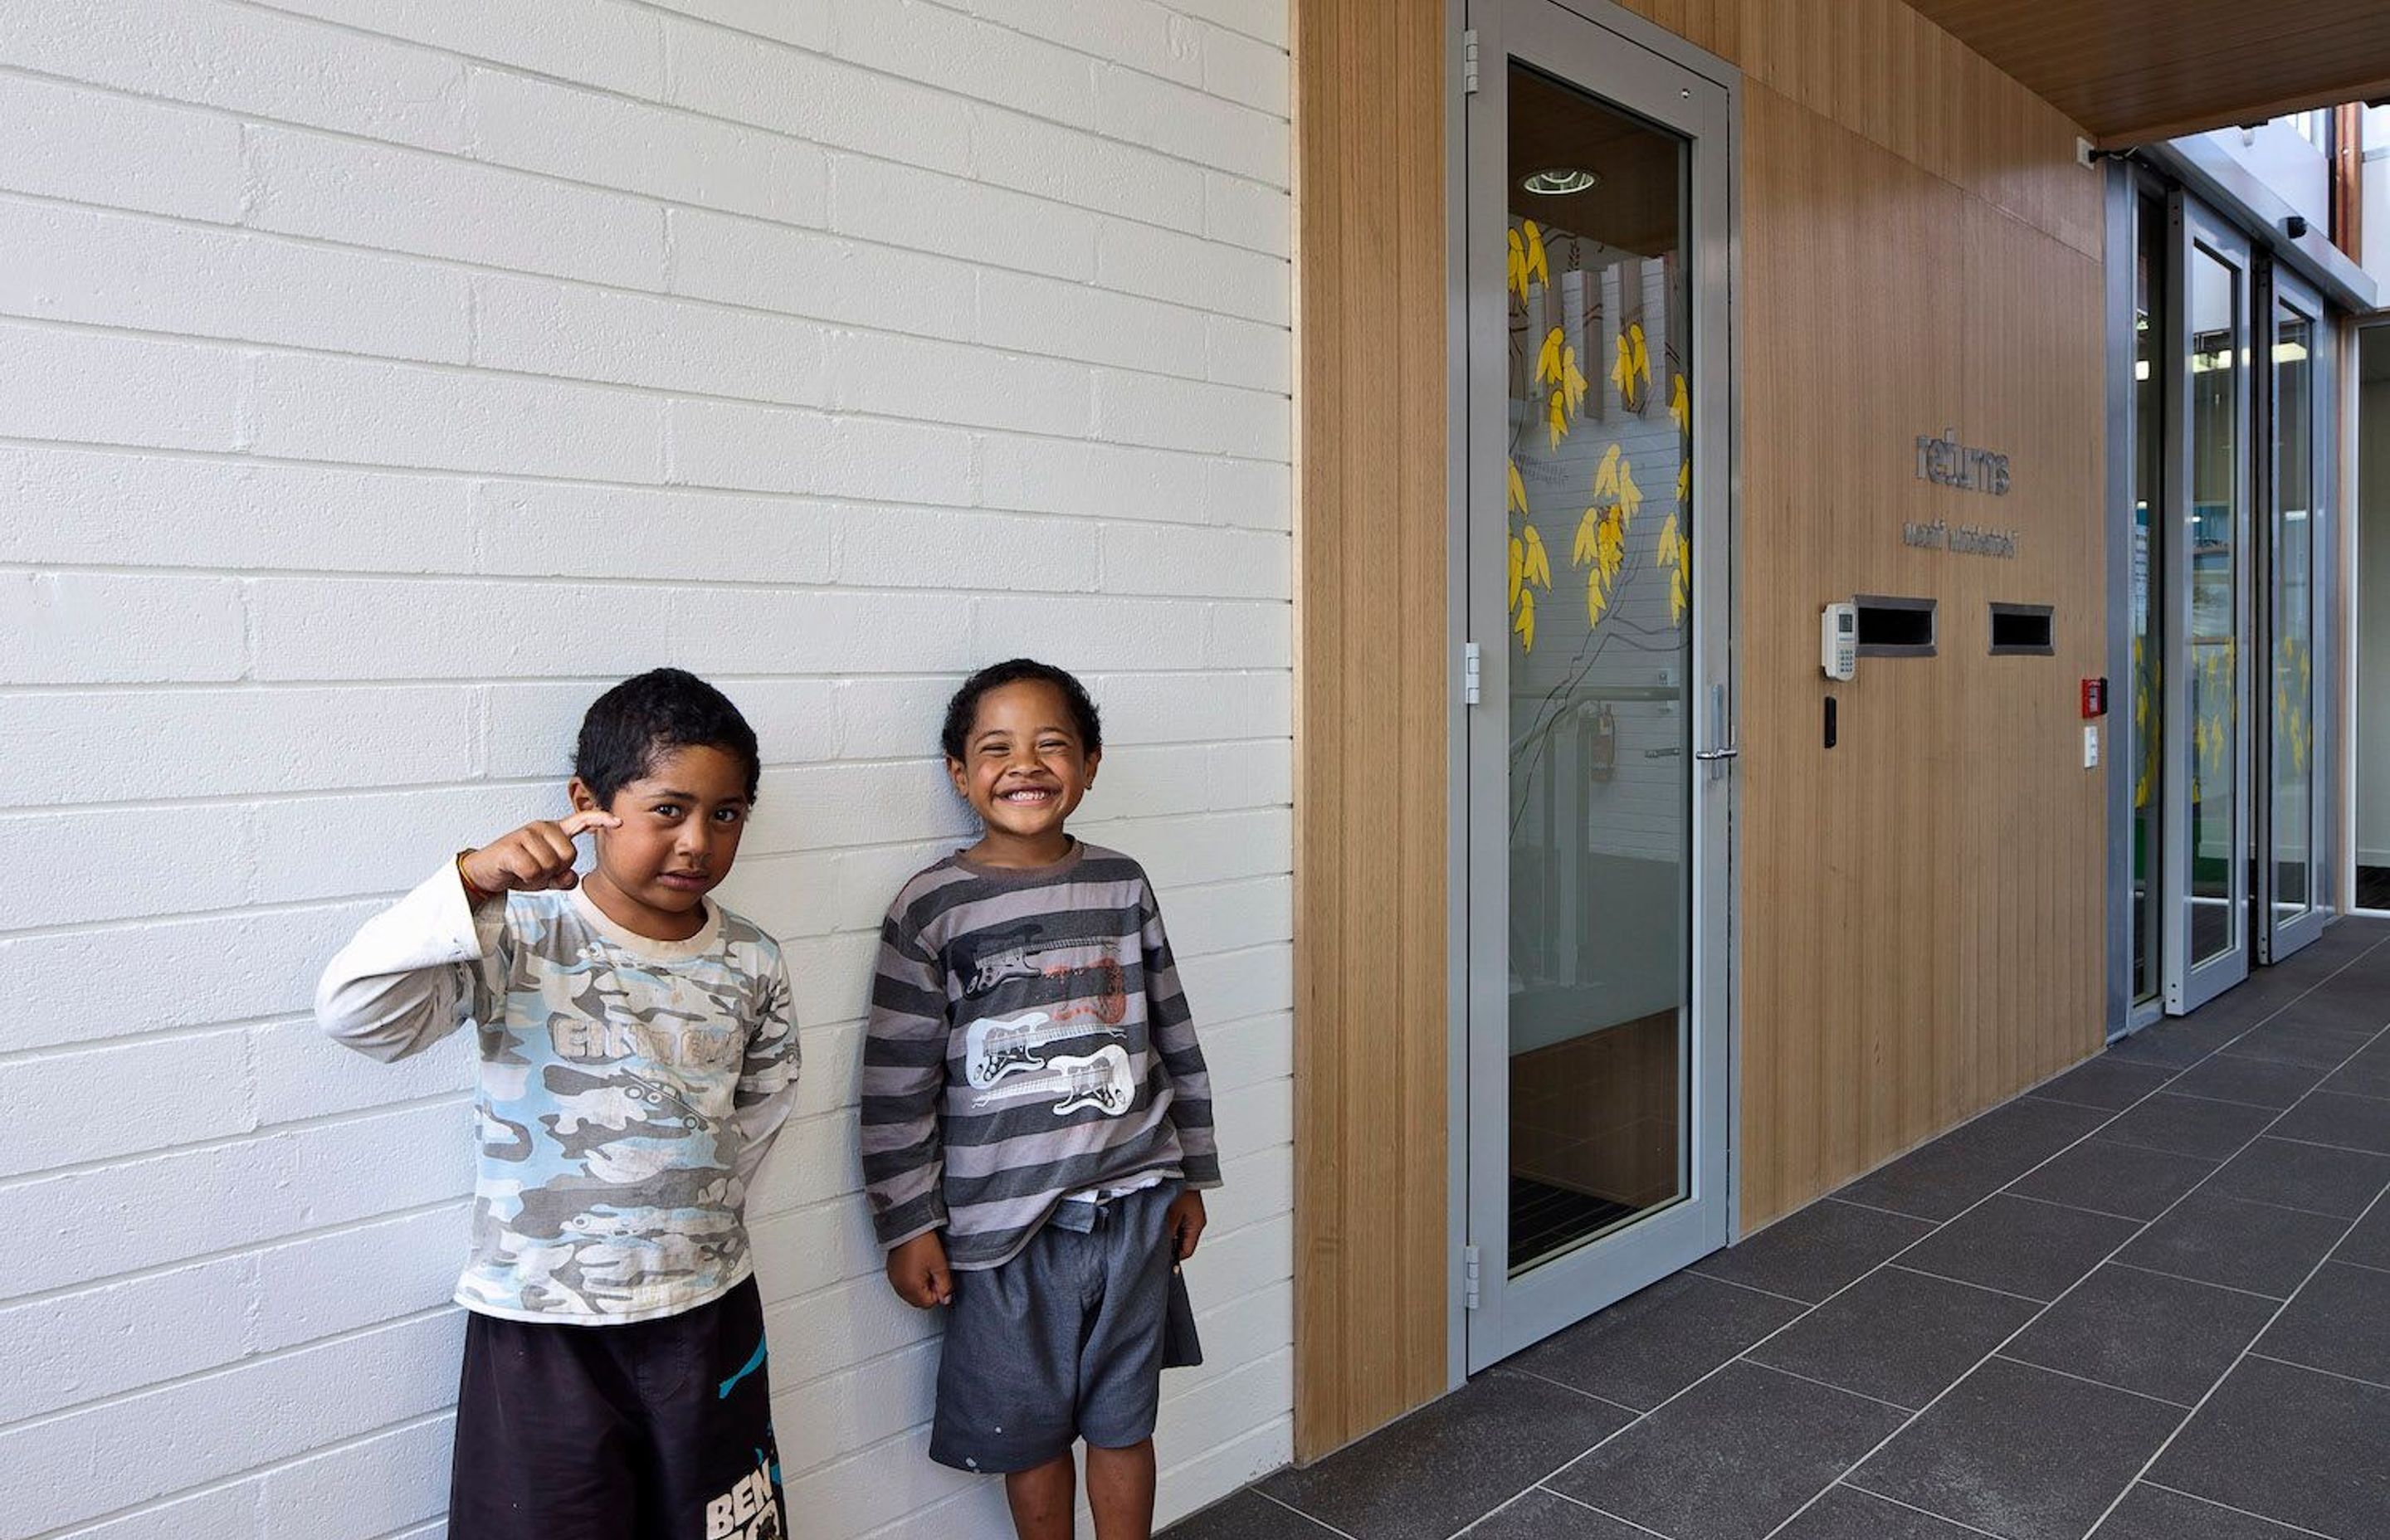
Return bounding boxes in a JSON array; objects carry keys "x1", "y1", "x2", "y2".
[
  {"x1": 17, "y1": 1403, "x2": 458, "y2": 1540},
  {"x1": 0, "y1": 303, "x2": 1282, "y2": 461},
  {"x1": 0, "y1": 427, "x2": 1289, "y2": 532},
  {"x1": 1753, "y1": 933, "x2": 2390, "y2": 1540},
  {"x1": 0, "y1": 1084, "x2": 472, "y2": 1192}
]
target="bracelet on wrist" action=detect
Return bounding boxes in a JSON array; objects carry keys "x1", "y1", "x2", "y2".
[{"x1": 456, "y1": 849, "x2": 499, "y2": 908}]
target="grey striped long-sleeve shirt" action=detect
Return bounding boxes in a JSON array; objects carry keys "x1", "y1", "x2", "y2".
[{"x1": 860, "y1": 841, "x2": 1220, "y2": 1270}]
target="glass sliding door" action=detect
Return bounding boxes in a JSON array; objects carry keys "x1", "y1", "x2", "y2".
[
  {"x1": 2165, "y1": 199, "x2": 2253, "y2": 1013},
  {"x1": 2259, "y1": 271, "x2": 2332, "y2": 960},
  {"x1": 1463, "y1": 0, "x2": 1731, "y2": 1370},
  {"x1": 2128, "y1": 188, "x2": 2168, "y2": 1020}
]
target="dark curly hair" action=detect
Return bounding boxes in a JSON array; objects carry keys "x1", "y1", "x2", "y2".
[
  {"x1": 940, "y1": 659, "x2": 1102, "y2": 763},
  {"x1": 574, "y1": 668, "x2": 761, "y2": 807}
]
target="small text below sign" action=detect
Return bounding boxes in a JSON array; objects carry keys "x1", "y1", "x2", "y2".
[{"x1": 1903, "y1": 518, "x2": 2018, "y2": 558}]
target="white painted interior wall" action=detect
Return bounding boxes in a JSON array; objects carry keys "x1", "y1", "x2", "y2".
[{"x1": 0, "y1": 3, "x2": 1296, "y2": 1535}]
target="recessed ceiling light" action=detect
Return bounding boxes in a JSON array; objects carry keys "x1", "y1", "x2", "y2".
[{"x1": 1521, "y1": 168, "x2": 1599, "y2": 195}]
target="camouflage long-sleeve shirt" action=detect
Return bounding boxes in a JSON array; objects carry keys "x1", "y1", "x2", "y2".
[{"x1": 315, "y1": 864, "x2": 800, "y2": 1323}]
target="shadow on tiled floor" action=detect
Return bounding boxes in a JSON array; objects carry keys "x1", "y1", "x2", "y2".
[{"x1": 1167, "y1": 918, "x2": 2390, "y2": 1540}]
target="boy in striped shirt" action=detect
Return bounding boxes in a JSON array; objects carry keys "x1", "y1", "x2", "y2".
[{"x1": 862, "y1": 659, "x2": 1220, "y2": 1540}]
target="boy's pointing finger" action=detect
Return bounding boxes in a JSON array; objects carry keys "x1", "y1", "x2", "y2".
[{"x1": 558, "y1": 810, "x2": 624, "y2": 838}]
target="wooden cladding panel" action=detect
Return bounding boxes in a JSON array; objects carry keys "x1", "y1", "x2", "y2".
[
  {"x1": 1291, "y1": 0, "x2": 1450, "y2": 1463},
  {"x1": 1736, "y1": 81, "x2": 2105, "y2": 1228},
  {"x1": 1608, "y1": 0, "x2": 2102, "y2": 258}
]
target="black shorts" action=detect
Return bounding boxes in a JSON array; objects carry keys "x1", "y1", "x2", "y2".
[
  {"x1": 930, "y1": 1182, "x2": 1181, "y2": 1475},
  {"x1": 447, "y1": 1276, "x2": 786, "y2": 1540}
]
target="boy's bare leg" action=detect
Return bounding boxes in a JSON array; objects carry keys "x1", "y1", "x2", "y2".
[
  {"x1": 1004, "y1": 1450, "x2": 1078, "y2": 1540},
  {"x1": 1085, "y1": 1439, "x2": 1157, "y2": 1540}
]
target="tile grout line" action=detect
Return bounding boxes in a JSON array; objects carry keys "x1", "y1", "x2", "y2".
[
  {"x1": 1995, "y1": 1189, "x2": 2153, "y2": 1226},
  {"x1": 2242, "y1": 1349, "x2": 2390, "y2": 1396},
  {"x1": 1880, "y1": 1260, "x2": 2051, "y2": 1305},
  {"x1": 2137, "y1": 1479, "x2": 2345, "y2": 1538},
  {"x1": 1834, "y1": 1478, "x2": 2010, "y2": 1538},
  {"x1": 1986, "y1": 1352, "x2": 2194, "y2": 1410},
  {"x1": 1250, "y1": 1487, "x2": 1363, "y2": 1540},
  {"x1": 1754, "y1": 936, "x2": 2390, "y2": 1540},
  {"x1": 1731, "y1": 1358, "x2": 1919, "y2": 1415},
  {"x1": 1524, "y1": 1485, "x2": 1674, "y2": 1538},
  {"x1": 1500, "y1": 1365, "x2": 1646, "y2": 1419},
  {"x1": 1685, "y1": 1270, "x2": 1817, "y2": 1309},
  {"x1": 2104, "y1": 1257, "x2": 2290, "y2": 1302}
]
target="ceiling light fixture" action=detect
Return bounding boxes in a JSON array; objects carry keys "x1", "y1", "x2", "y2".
[{"x1": 1521, "y1": 168, "x2": 1599, "y2": 195}]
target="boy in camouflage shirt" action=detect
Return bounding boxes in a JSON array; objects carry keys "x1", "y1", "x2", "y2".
[{"x1": 316, "y1": 669, "x2": 797, "y2": 1540}]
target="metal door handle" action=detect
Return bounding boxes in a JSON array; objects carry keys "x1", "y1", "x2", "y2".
[{"x1": 1693, "y1": 747, "x2": 1739, "y2": 762}]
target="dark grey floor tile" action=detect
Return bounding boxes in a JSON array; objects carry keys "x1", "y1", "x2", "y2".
[
  {"x1": 2102, "y1": 1094, "x2": 2277, "y2": 1162},
  {"x1": 2032, "y1": 1056, "x2": 2178, "y2": 1112},
  {"x1": 2222, "y1": 1021, "x2": 2378, "y2": 1070},
  {"x1": 2093, "y1": 1483, "x2": 2319, "y2": 1538},
  {"x1": 2321, "y1": 1046, "x2": 2390, "y2": 1100},
  {"x1": 2257, "y1": 1261, "x2": 2390, "y2": 1386},
  {"x1": 1747, "y1": 1265, "x2": 2036, "y2": 1411},
  {"x1": 2150, "y1": 1355, "x2": 2390, "y2": 1538},
  {"x1": 2270, "y1": 1091, "x2": 2390, "y2": 1156},
  {"x1": 2271, "y1": 990, "x2": 2390, "y2": 1036},
  {"x1": 1163, "y1": 1491, "x2": 1344, "y2": 1539},
  {"x1": 1837, "y1": 1100, "x2": 2110, "y2": 1221},
  {"x1": 2005, "y1": 1264, "x2": 2275, "y2": 1406},
  {"x1": 1693, "y1": 1199, "x2": 1934, "y2": 1305},
  {"x1": 2117, "y1": 1192, "x2": 2349, "y2": 1298},
  {"x1": 1547, "y1": 1362, "x2": 1905, "y2": 1540},
  {"x1": 2168, "y1": 1055, "x2": 2333, "y2": 1110},
  {"x1": 2205, "y1": 1137, "x2": 2390, "y2": 1218},
  {"x1": 1511, "y1": 1271, "x2": 1804, "y2": 1412},
  {"x1": 1895, "y1": 1194, "x2": 2139, "y2": 1302},
  {"x1": 1258, "y1": 1366, "x2": 1634, "y2": 1540},
  {"x1": 2106, "y1": 1024, "x2": 2228, "y2": 1070},
  {"x1": 2009, "y1": 1138, "x2": 2221, "y2": 1221},
  {"x1": 2334, "y1": 1199, "x2": 2390, "y2": 1271},
  {"x1": 1773, "y1": 1484, "x2": 1986, "y2": 1538},
  {"x1": 1459, "y1": 1489, "x2": 1656, "y2": 1538},
  {"x1": 1854, "y1": 1357, "x2": 2185, "y2": 1540}
]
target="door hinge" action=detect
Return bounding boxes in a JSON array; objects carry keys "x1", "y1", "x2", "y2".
[
  {"x1": 1462, "y1": 1244, "x2": 1482, "y2": 1310},
  {"x1": 1464, "y1": 641, "x2": 1482, "y2": 705},
  {"x1": 1461, "y1": 28, "x2": 1480, "y2": 95}
]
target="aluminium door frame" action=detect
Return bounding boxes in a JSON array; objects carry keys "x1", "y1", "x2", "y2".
[
  {"x1": 2163, "y1": 192, "x2": 2256, "y2": 1015},
  {"x1": 2255, "y1": 262, "x2": 2336, "y2": 962},
  {"x1": 1458, "y1": 0, "x2": 1737, "y2": 1374}
]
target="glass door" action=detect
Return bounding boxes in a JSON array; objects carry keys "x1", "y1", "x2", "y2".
[
  {"x1": 2163, "y1": 198, "x2": 2253, "y2": 1014},
  {"x1": 2124, "y1": 186, "x2": 2168, "y2": 1026},
  {"x1": 1463, "y1": 0, "x2": 1732, "y2": 1370},
  {"x1": 2257, "y1": 269, "x2": 2331, "y2": 962}
]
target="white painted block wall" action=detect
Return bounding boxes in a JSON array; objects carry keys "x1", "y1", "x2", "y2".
[{"x1": 0, "y1": 2, "x2": 1295, "y2": 1535}]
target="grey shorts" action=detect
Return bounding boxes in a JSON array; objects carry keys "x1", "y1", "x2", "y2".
[{"x1": 930, "y1": 1182, "x2": 1180, "y2": 1474}]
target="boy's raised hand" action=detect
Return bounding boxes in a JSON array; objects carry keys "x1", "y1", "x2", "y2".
[
  {"x1": 885, "y1": 1231, "x2": 954, "y2": 1309},
  {"x1": 459, "y1": 810, "x2": 622, "y2": 899}
]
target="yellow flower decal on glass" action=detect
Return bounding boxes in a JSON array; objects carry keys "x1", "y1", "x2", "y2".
[
  {"x1": 1610, "y1": 322, "x2": 1651, "y2": 410},
  {"x1": 1506, "y1": 221, "x2": 1549, "y2": 305},
  {"x1": 1535, "y1": 327, "x2": 1589, "y2": 449},
  {"x1": 1669, "y1": 372, "x2": 1689, "y2": 431},
  {"x1": 1506, "y1": 455, "x2": 1550, "y2": 652},
  {"x1": 1658, "y1": 513, "x2": 1690, "y2": 625}
]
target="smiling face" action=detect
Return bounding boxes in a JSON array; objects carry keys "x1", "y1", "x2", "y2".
[
  {"x1": 570, "y1": 742, "x2": 752, "y2": 940},
  {"x1": 947, "y1": 679, "x2": 1100, "y2": 866}
]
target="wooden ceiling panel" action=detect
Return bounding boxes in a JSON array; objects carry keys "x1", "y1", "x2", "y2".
[{"x1": 1899, "y1": 0, "x2": 2390, "y2": 144}]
